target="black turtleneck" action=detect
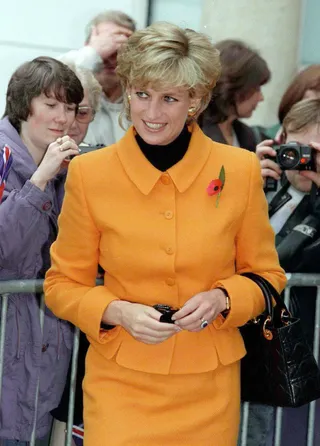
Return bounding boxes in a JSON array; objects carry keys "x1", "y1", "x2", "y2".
[
  {"x1": 100, "y1": 126, "x2": 191, "y2": 332},
  {"x1": 135, "y1": 126, "x2": 191, "y2": 171}
]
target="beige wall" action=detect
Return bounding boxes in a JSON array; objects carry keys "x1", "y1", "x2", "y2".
[
  {"x1": 0, "y1": 0, "x2": 149, "y2": 115},
  {"x1": 201, "y1": 0, "x2": 303, "y2": 127}
]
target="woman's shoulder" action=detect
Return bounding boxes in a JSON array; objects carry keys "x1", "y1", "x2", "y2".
[
  {"x1": 75, "y1": 143, "x2": 120, "y2": 174},
  {"x1": 203, "y1": 139, "x2": 262, "y2": 204},
  {"x1": 68, "y1": 141, "x2": 134, "y2": 196},
  {"x1": 204, "y1": 136, "x2": 259, "y2": 186},
  {"x1": 76, "y1": 128, "x2": 136, "y2": 172}
]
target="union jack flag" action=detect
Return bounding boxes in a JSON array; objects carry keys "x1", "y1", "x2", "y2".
[
  {"x1": 0, "y1": 144, "x2": 13, "y2": 203},
  {"x1": 72, "y1": 423, "x2": 84, "y2": 446}
]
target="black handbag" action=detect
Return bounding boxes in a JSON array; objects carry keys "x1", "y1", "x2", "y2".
[{"x1": 240, "y1": 272, "x2": 320, "y2": 407}]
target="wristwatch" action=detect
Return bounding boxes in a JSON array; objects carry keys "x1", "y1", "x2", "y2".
[{"x1": 225, "y1": 292, "x2": 230, "y2": 311}]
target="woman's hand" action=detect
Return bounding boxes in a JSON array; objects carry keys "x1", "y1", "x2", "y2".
[
  {"x1": 31, "y1": 136, "x2": 80, "y2": 191},
  {"x1": 256, "y1": 139, "x2": 282, "y2": 184},
  {"x1": 171, "y1": 289, "x2": 226, "y2": 332},
  {"x1": 300, "y1": 141, "x2": 320, "y2": 187},
  {"x1": 102, "y1": 301, "x2": 181, "y2": 345}
]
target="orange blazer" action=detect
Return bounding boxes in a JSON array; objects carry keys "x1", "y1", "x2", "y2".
[{"x1": 44, "y1": 123, "x2": 286, "y2": 375}]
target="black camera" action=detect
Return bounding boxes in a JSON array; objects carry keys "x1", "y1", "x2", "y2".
[
  {"x1": 153, "y1": 304, "x2": 179, "y2": 324},
  {"x1": 68, "y1": 144, "x2": 105, "y2": 160},
  {"x1": 272, "y1": 142, "x2": 315, "y2": 171},
  {"x1": 79, "y1": 143, "x2": 105, "y2": 154}
]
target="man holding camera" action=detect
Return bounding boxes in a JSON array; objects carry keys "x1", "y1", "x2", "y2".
[
  {"x1": 243, "y1": 98, "x2": 320, "y2": 445},
  {"x1": 259, "y1": 99, "x2": 320, "y2": 281}
]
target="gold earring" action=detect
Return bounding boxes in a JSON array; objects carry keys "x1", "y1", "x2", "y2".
[
  {"x1": 188, "y1": 107, "x2": 196, "y2": 117},
  {"x1": 127, "y1": 95, "x2": 131, "y2": 102}
]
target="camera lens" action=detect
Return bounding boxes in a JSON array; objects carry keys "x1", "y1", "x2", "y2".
[{"x1": 279, "y1": 148, "x2": 299, "y2": 169}]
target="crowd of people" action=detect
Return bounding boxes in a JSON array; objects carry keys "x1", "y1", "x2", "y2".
[{"x1": 0, "y1": 8, "x2": 319, "y2": 446}]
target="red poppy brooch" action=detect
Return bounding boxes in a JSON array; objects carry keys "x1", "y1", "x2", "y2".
[{"x1": 207, "y1": 165, "x2": 225, "y2": 208}]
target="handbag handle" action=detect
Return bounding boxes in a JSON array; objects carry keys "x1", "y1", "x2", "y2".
[{"x1": 241, "y1": 272, "x2": 290, "y2": 324}]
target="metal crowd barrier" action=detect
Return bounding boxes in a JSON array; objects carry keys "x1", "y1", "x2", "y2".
[
  {"x1": 0, "y1": 274, "x2": 319, "y2": 446},
  {"x1": 0, "y1": 280, "x2": 81, "y2": 446}
]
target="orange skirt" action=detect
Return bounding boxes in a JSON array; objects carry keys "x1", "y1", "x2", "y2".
[{"x1": 83, "y1": 346, "x2": 240, "y2": 446}]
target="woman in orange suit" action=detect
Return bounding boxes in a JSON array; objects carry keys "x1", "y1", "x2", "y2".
[{"x1": 44, "y1": 22, "x2": 286, "y2": 446}]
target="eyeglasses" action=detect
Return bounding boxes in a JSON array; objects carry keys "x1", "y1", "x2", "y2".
[{"x1": 76, "y1": 106, "x2": 95, "y2": 123}]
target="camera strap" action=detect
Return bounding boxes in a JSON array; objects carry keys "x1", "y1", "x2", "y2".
[{"x1": 268, "y1": 179, "x2": 291, "y2": 218}]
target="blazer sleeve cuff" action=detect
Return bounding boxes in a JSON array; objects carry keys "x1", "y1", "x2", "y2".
[
  {"x1": 211, "y1": 275, "x2": 264, "y2": 329},
  {"x1": 22, "y1": 180, "x2": 54, "y2": 213},
  {"x1": 78, "y1": 285, "x2": 120, "y2": 343}
]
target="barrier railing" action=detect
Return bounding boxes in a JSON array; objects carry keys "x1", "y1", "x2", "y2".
[
  {"x1": 0, "y1": 280, "x2": 82, "y2": 446},
  {"x1": 0, "y1": 274, "x2": 319, "y2": 446}
]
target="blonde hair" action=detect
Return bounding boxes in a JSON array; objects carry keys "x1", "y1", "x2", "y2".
[
  {"x1": 85, "y1": 10, "x2": 136, "y2": 43},
  {"x1": 283, "y1": 98, "x2": 320, "y2": 135},
  {"x1": 58, "y1": 58, "x2": 102, "y2": 112},
  {"x1": 116, "y1": 22, "x2": 221, "y2": 124}
]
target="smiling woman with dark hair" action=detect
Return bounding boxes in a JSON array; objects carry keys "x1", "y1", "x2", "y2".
[
  {"x1": 200, "y1": 39, "x2": 271, "y2": 152},
  {"x1": 0, "y1": 56, "x2": 83, "y2": 445}
]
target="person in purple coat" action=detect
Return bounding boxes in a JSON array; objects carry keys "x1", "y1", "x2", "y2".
[{"x1": 0, "y1": 56, "x2": 83, "y2": 445}]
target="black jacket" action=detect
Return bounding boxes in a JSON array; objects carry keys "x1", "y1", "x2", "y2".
[
  {"x1": 200, "y1": 113, "x2": 266, "y2": 152},
  {"x1": 269, "y1": 180, "x2": 320, "y2": 273},
  {"x1": 269, "y1": 180, "x2": 320, "y2": 346}
]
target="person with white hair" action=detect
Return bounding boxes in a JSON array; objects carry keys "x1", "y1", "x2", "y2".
[{"x1": 58, "y1": 59, "x2": 102, "y2": 146}]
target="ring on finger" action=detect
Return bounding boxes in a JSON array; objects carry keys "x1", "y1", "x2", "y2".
[{"x1": 200, "y1": 318, "x2": 208, "y2": 329}]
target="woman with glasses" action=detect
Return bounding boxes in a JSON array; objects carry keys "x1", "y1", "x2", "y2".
[{"x1": 60, "y1": 61, "x2": 102, "y2": 146}]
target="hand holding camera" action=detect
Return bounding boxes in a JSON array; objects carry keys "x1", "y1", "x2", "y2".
[
  {"x1": 31, "y1": 136, "x2": 79, "y2": 191},
  {"x1": 256, "y1": 140, "x2": 282, "y2": 186},
  {"x1": 257, "y1": 139, "x2": 320, "y2": 188},
  {"x1": 299, "y1": 141, "x2": 320, "y2": 188}
]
